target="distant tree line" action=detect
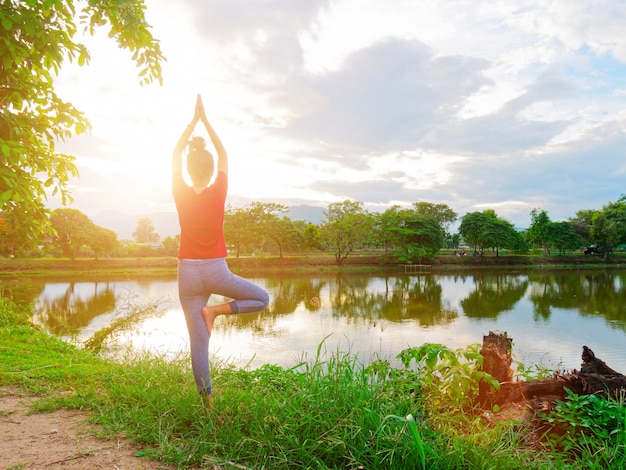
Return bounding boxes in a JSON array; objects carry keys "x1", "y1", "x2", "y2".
[{"x1": 2, "y1": 195, "x2": 625, "y2": 264}]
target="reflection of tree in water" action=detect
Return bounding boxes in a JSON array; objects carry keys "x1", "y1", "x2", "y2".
[
  {"x1": 268, "y1": 276, "x2": 328, "y2": 315},
  {"x1": 461, "y1": 274, "x2": 528, "y2": 319},
  {"x1": 36, "y1": 282, "x2": 117, "y2": 335},
  {"x1": 220, "y1": 276, "x2": 329, "y2": 334},
  {"x1": 326, "y1": 274, "x2": 382, "y2": 326},
  {"x1": 528, "y1": 272, "x2": 585, "y2": 320},
  {"x1": 322, "y1": 274, "x2": 455, "y2": 327},
  {"x1": 0, "y1": 277, "x2": 46, "y2": 306},
  {"x1": 528, "y1": 271, "x2": 626, "y2": 331},
  {"x1": 376, "y1": 276, "x2": 456, "y2": 327},
  {"x1": 221, "y1": 273, "x2": 455, "y2": 332}
]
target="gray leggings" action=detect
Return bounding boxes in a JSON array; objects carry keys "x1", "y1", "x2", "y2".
[{"x1": 178, "y1": 258, "x2": 269, "y2": 395}]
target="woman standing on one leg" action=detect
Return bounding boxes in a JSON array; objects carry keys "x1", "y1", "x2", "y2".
[{"x1": 172, "y1": 95, "x2": 269, "y2": 405}]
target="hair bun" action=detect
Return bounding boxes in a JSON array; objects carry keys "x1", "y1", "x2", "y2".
[{"x1": 189, "y1": 136, "x2": 206, "y2": 151}]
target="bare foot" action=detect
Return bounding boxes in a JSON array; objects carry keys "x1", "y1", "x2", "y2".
[
  {"x1": 201, "y1": 306, "x2": 219, "y2": 337},
  {"x1": 202, "y1": 304, "x2": 232, "y2": 337},
  {"x1": 202, "y1": 393, "x2": 214, "y2": 409}
]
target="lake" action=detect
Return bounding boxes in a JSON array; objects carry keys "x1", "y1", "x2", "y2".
[{"x1": 3, "y1": 269, "x2": 626, "y2": 374}]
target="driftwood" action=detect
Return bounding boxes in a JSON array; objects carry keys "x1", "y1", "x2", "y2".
[{"x1": 478, "y1": 332, "x2": 626, "y2": 409}]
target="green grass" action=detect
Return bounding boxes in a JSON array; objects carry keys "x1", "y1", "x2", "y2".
[{"x1": 1, "y1": 298, "x2": 624, "y2": 469}]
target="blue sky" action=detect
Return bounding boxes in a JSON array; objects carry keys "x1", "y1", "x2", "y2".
[{"x1": 51, "y1": 0, "x2": 626, "y2": 233}]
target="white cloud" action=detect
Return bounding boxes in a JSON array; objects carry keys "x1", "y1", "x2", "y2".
[{"x1": 48, "y1": 0, "x2": 626, "y2": 234}]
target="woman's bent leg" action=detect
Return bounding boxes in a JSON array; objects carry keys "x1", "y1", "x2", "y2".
[{"x1": 204, "y1": 260, "x2": 269, "y2": 314}]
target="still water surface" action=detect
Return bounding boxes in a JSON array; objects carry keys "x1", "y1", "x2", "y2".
[{"x1": 3, "y1": 270, "x2": 626, "y2": 373}]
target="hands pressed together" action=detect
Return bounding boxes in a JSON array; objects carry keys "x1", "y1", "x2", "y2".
[
  {"x1": 192, "y1": 94, "x2": 207, "y2": 127},
  {"x1": 174, "y1": 93, "x2": 227, "y2": 176}
]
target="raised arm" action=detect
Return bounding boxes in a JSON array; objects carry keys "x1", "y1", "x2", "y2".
[
  {"x1": 172, "y1": 96, "x2": 201, "y2": 183},
  {"x1": 197, "y1": 96, "x2": 228, "y2": 175}
]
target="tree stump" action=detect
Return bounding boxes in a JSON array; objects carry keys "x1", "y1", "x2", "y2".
[
  {"x1": 477, "y1": 331, "x2": 513, "y2": 407},
  {"x1": 477, "y1": 332, "x2": 626, "y2": 409}
]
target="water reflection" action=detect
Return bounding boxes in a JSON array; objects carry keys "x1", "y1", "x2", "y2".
[
  {"x1": 527, "y1": 271, "x2": 626, "y2": 330},
  {"x1": 461, "y1": 274, "x2": 529, "y2": 319},
  {"x1": 374, "y1": 276, "x2": 455, "y2": 326},
  {"x1": 37, "y1": 282, "x2": 117, "y2": 334},
  {"x1": 2, "y1": 270, "x2": 626, "y2": 372}
]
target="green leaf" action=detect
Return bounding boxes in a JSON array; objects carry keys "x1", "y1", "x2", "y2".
[
  {"x1": 1, "y1": 17, "x2": 12, "y2": 31},
  {"x1": 425, "y1": 349, "x2": 440, "y2": 368},
  {"x1": 24, "y1": 19, "x2": 35, "y2": 36}
]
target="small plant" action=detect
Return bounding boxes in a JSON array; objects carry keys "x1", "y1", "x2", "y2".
[
  {"x1": 397, "y1": 343, "x2": 499, "y2": 410},
  {"x1": 515, "y1": 358, "x2": 562, "y2": 381},
  {"x1": 541, "y1": 387, "x2": 626, "y2": 457}
]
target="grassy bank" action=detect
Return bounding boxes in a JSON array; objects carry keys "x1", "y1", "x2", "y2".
[
  {"x1": 0, "y1": 257, "x2": 179, "y2": 278},
  {"x1": 1, "y1": 252, "x2": 624, "y2": 278},
  {"x1": 2, "y1": 299, "x2": 625, "y2": 469}
]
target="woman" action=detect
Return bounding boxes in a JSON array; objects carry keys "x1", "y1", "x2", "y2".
[{"x1": 172, "y1": 95, "x2": 269, "y2": 405}]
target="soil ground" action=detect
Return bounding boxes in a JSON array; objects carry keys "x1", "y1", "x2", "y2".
[{"x1": 0, "y1": 386, "x2": 179, "y2": 470}]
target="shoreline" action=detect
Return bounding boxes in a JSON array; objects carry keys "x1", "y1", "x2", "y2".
[{"x1": 1, "y1": 253, "x2": 624, "y2": 278}]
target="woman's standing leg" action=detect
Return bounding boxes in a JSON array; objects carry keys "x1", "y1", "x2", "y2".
[{"x1": 178, "y1": 260, "x2": 213, "y2": 395}]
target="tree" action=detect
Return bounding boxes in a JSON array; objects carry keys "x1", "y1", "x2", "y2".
[
  {"x1": 300, "y1": 222, "x2": 322, "y2": 253},
  {"x1": 265, "y1": 216, "x2": 297, "y2": 258},
  {"x1": 482, "y1": 217, "x2": 523, "y2": 256},
  {"x1": 375, "y1": 205, "x2": 403, "y2": 254},
  {"x1": 318, "y1": 200, "x2": 375, "y2": 265},
  {"x1": 459, "y1": 210, "x2": 523, "y2": 256},
  {"x1": 247, "y1": 202, "x2": 288, "y2": 252},
  {"x1": 160, "y1": 235, "x2": 180, "y2": 257},
  {"x1": 133, "y1": 217, "x2": 159, "y2": 244},
  {"x1": 413, "y1": 202, "x2": 457, "y2": 233},
  {"x1": 0, "y1": 212, "x2": 13, "y2": 257},
  {"x1": 1, "y1": 1, "x2": 164, "y2": 240},
  {"x1": 86, "y1": 225, "x2": 118, "y2": 259},
  {"x1": 527, "y1": 208, "x2": 582, "y2": 255},
  {"x1": 591, "y1": 195, "x2": 626, "y2": 259},
  {"x1": 378, "y1": 206, "x2": 444, "y2": 263},
  {"x1": 548, "y1": 221, "x2": 582, "y2": 255},
  {"x1": 446, "y1": 233, "x2": 461, "y2": 249},
  {"x1": 570, "y1": 209, "x2": 596, "y2": 244},
  {"x1": 0, "y1": 199, "x2": 46, "y2": 257},
  {"x1": 527, "y1": 208, "x2": 552, "y2": 254},
  {"x1": 224, "y1": 206, "x2": 252, "y2": 258},
  {"x1": 49, "y1": 208, "x2": 93, "y2": 259},
  {"x1": 458, "y1": 211, "x2": 492, "y2": 250},
  {"x1": 224, "y1": 202, "x2": 287, "y2": 257}
]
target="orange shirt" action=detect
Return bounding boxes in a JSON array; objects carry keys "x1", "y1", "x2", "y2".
[{"x1": 173, "y1": 171, "x2": 228, "y2": 259}]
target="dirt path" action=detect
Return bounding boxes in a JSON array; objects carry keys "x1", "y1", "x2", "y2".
[{"x1": 0, "y1": 386, "x2": 179, "y2": 469}]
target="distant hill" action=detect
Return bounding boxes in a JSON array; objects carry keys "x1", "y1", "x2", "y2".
[
  {"x1": 92, "y1": 204, "x2": 326, "y2": 240},
  {"x1": 285, "y1": 205, "x2": 325, "y2": 224}
]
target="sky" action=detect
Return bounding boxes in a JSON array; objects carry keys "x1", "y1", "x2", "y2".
[{"x1": 51, "y1": 0, "x2": 626, "y2": 234}]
